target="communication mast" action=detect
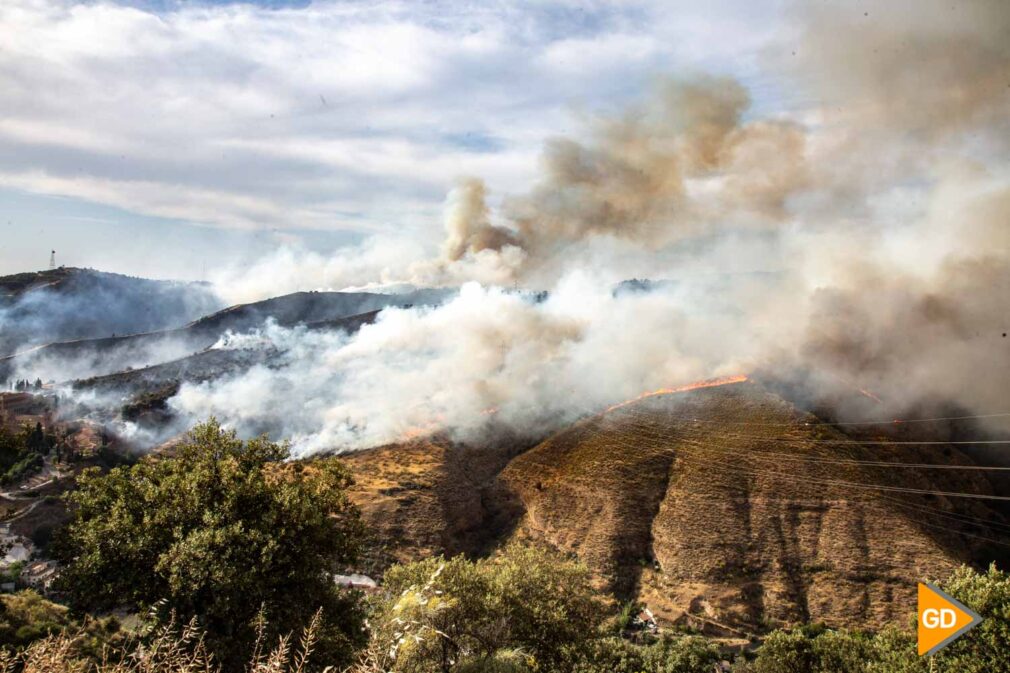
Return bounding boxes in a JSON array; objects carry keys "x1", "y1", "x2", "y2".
[{"x1": 49, "y1": 250, "x2": 56, "y2": 269}]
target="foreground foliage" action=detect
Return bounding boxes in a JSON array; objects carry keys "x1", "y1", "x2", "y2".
[
  {"x1": 0, "y1": 612, "x2": 326, "y2": 673},
  {"x1": 54, "y1": 419, "x2": 366, "y2": 671},
  {"x1": 0, "y1": 590, "x2": 121, "y2": 655},
  {"x1": 3, "y1": 561, "x2": 1010, "y2": 672},
  {"x1": 354, "y1": 543, "x2": 604, "y2": 672},
  {"x1": 574, "y1": 634, "x2": 722, "y2": 673},
  {"x1": 741, "y1": 565, "x2": 1010, "y2": 673}
]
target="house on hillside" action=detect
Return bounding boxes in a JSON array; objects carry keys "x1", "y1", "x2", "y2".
[
  {"x1": 633, "y1": 607, "x2": 658, "y2": 633},
  {"x1": 22, "y1": 559, "x2": 59, "y2": 593},
  {"x1": 334, "y1": 573, "x2": 378, "y2": 591}
]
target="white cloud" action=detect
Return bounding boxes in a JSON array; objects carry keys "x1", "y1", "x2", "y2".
[{"x1": 0, "y1": 0, "x2": 785, "y2": 248}]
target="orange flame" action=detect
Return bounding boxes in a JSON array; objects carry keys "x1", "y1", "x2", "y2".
[
  {"x1": 858, "y1": 388, "x2": 883, "y2": 404},
  {"x1": 396, "y1": 413, "x2": 447, "y2": 442},
  {"x1": 604, "y1": 375, "x2": 749, "y2": 413}
]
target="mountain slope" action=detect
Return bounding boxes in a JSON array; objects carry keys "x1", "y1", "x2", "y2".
[
  {"x1": 0, "y1": 267, "x2": 222, "y2": 359},
  {"x1": 61, "y1": 310, "x2": 386, "y2": 431},
  {"x1": 2, "y1": 288, "x2": 453, "y2": 383},
  {"x1": 341, "y1": 436, "x2": 523, "y2": 574},
  {"x1": 495, "y1": 379, "x2": 1002, "y2": 632},
  {"x1": 340, "y1": 379, "x2": 1008, "y2": 634}
]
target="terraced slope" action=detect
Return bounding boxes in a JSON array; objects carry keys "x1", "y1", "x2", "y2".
[{"x1": 496, "y1": 380, "x2": 1003, "y2": 633}]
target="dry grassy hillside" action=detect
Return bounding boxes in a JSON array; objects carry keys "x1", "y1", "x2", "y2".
[
  {"x1": 340, "y1": 380, "x2": 1008, "y2": 634},
  {"x1": 341, "y1": 437, "x2": 522, "y2": 574},
  {"x1": 497, "y1": 380, "x2": 1005, "y2": 634}
]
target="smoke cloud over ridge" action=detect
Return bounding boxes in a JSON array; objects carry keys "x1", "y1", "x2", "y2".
[{"x1": 40, "y1": 0, "x2": 1010, "y2": 454}]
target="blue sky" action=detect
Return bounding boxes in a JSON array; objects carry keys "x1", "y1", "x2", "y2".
[{"x1": 0, "y1": 0, "x2": 795, "y2": 280}]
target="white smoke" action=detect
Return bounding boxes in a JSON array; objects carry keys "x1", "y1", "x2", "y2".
[
  {"x1": 101, "y1": 0, "x2": 1010, "y2": 451},
  {"x1": 171, "y1": 279, "x2": 765, "y2": 455}
]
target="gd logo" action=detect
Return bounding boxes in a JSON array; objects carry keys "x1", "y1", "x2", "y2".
[{"x1": 917, "y1": 582, "x2": 983, "y2": 656}]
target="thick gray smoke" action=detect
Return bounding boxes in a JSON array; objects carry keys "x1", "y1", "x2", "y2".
[{"x1": 108, "y1": 0, "x2": 1010, "y2": 451}]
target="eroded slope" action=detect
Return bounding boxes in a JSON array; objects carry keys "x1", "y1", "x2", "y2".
[{"x1": 496, "y1": 380, "x2": 1001, "y2": 632}]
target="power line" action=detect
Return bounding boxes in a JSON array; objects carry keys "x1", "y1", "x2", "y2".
[
  {"x1": 590, "y1": 403, "x2": 1010, "y2": 549},
  {"x1": 673, "y1": 436, "x2": 1010, "y2": 528},
  {"x1": 658, "y1": 441, "x2": 1010, "y2": 548},
  {"x1": 834, "y1": 413, "x2": 1010, "y2": 426},
  {"x1": 689, "y1": 448, "x2": 1010, "y2": 471},
  {"x1": 695, "y1": 431, "x2": 1010, "y2": 446},
  {"x1": 675, "y1": 447, "x2": 1010, "y2": 502},
  {"x1": 625, "y1": 409, "x2": 1010, "y2": 428},
  {"x1": 675, "y1": 443, "x2": 1010, "y2": 532},
  {"x1": 874, "y1": 493, "x2": 1010, "y2": 536},
  {"x1": 876, "y1": 507, "x2": 1010, "y2": 549}
]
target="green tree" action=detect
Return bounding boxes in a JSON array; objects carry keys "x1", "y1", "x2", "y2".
[
  {"x1": 26, "y1": 422, "x2": 46, "y2": 454},
  {"x1": 0, "y1": 425, "x2": 28, "y2": 471},
  {"x1": 745, "y1": 565, "x2": 1010, "y2": 673},
  {"x1": 642, "y1": 635, "x2": 722, "y2": 673},
  {"x1": 577, "y1": 634, "x2": 720, "y2": 673},
  {"x1": 750, "y1": 625, "x2": 875, "y2": 673},
  {"x1": 0, "y1": 425, "x2": 43, "y2": 484},
  {"x1": 54, "y1": 419, "x2": 366, "y2": 671},
  {"x1": 363, "y1": 543, "x2": 604, "y2": 672}
]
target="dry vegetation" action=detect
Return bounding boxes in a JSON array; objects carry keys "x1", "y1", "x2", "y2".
[
  {"x1": 0, "y1": 612, "x2": 329, "y2": 673},
  {"x1": 341, "y1": 381, "x2": 1006, "y2": 637},
  {"x1": 497, "y1": 381, "x2": 996, "y2": 633},
  {"x1": 341, "y1": 437, "x2": 521, "y2": 573}
]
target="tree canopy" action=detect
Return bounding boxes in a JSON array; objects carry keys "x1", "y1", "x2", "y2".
[
  {"x1": 54, "y1": 419, "x2": 366, "y2": 671},
  {"x1": 361, "y1": 543, "x2": 604, "y2": 672},
  {"x1": 741, "y1": 564, "x2": 1010, "y2": 673}
]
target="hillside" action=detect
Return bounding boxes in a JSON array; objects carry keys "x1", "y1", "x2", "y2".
[
  {"x1": 0, "y1": 268, "x2": 222, "y2": 359},
  {"x1": 62, "y1": 310, "x2": 386, "y2": 430},
  {"x1": 2, "y1": 287, "x2": 454, "y2": 383},
  {"x1": 496, "y1": 380, "x2": 1007, "y2": 633},
  {"x1": 342, "y1": 379, "x2": 1008, "y2": 635},
  {"x1": 341, "y1": 435, "x2": 524, "y2": 575}
]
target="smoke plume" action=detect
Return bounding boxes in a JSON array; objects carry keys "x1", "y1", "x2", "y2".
[{"x1": 47, "y1": 0, "x2": 1010, "y2": 452}]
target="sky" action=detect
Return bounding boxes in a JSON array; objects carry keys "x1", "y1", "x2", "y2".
[{"x1": 0, "y1": 0, "x2": 797, "y2": 280}]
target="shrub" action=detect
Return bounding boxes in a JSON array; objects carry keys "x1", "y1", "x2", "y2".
[
  {"x1": 576, "y1": 634, "x2": 720, "y2": 673},
  {"x1": 54, "y1": 419, "x2": 366, "y2": 671},
  {"x1": 357, "y1": 542, "x2": 604, "y2": 672},
  {"x1": 745, "y1": 565, "x2": 1010, "y2": 673},
  {"x1": 0, "y1": 611, "x2": 326, "y2": 673}
]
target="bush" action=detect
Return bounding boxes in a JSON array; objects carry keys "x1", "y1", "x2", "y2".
[
  {"x1": 0, "y1": 590, "x2": 120, "y2": 655},
  {"x1": 54, "y1": 419, "x2": 366, "y2": 672},
  {"x1": 0, "y1": 452, "x2": 42, "y2": 486},
  {"x1": 745, "y1": 565, "x2": 1010, "y2": 673},
  {"x1": 749, "y1": 626, "x2": 875, "y2": 673},
  {"x1": 643, "y1": 635, "x2": 722, "y2": 673},
  {"x1": 357, "y1": 542, "x2": 604, "y2": 672},
  {"x1": 921, "y1": 564, "x2": 1010, "y2": 673},
  {"x1": 577, "y1": 634, "x2": 720, "y2": 673},
  {"x1": 0, "y1": 612, "x2": 325, "y2": 672},
  {"x1": 576, "y1": 637, "x2": 648, "y2": 673}
]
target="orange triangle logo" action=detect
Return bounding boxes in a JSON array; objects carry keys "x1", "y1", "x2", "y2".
[{"x1": 917, "y1": 582, "x2": 983, "y2": 656}]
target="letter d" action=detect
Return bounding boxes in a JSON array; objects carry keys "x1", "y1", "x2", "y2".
[{"x1": 941, "y1": 609, "x2": 956, "y2": 629}]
